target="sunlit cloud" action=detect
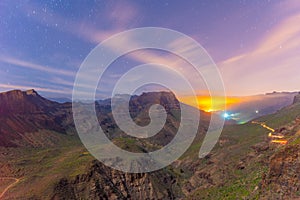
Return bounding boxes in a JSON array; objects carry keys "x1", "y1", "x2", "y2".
[{"x1": 219, "y1": 11, "x2": 300, "y2": 95}]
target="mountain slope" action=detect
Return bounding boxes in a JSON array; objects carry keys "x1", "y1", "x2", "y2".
[
  {"x1": 0, "y1": 90, "x2": 75, "y2": 147},
  {"x1": 259, "y1": 94, "x2": 300, "y2": 199},
  {"x1": 183, "y1": 93, "x2": 300, "y2": 199}
]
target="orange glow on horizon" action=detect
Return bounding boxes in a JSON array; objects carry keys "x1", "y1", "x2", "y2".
[{"x1": 178, "y1": 95, "x2": 241, "y2": 112}]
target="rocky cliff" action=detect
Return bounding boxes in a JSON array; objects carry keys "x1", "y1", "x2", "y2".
[
  {"x1": 0, "y1": 90, "x2": 75, "y2": 147},
  {"x1": 260, "y1": 113, "x2": 300, "y2": 199},
  {"x1": 52, "y1": 160, "x2": 181, "y2": 200},
  {"x1": 260, "y1": 144, "x2": 300, "y2": 199}
]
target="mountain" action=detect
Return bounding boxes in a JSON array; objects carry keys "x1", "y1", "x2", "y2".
[
  {"x1": 0, "y1": 89, "x2": 75, "y2": 147},
  {"x1": 0, "y1": 89, "x2": 207, "y2": 148},
  {"x1": 0, "y1": 89, "x2": 207, "y2": 199},
  {"x1": 1, "y1": 89, "x2": 300, "y2": 199},
  {"x1": 0, "y1": 89, "x2": 57, "y2": 115}
]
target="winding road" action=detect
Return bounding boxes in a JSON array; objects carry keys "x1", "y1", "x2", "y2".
[
  {"x1": 252, "y1": 121, "x2": 287, "y2": 145},
  {"x1": 0, "y1": 177, "x2": 20, "y2": 199}
]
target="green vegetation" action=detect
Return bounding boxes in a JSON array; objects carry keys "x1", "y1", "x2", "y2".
[
  {"x1": 259, "y1": 102, "x2": 300, "y2": 127},
  {"x1": 191, "y1": 167, "x2": 267, "y2": 199},
  {"x1": 0, "y1": 131, "x2": 94, "y2": 199},
  {"x1": 180, "y1": 102, "x2": 300, "y2": 199}
]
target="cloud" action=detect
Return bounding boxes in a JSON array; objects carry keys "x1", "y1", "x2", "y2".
[
  {"x1": 219, "y1": 11, "x2": 300, "y2": 95},
  {"x1": 107, "y1": 1, "x2": 139, "y2": 28},
  {"x1": 49, "y1": 77, "x2": 102, "y2": 90},
  {"x1": 20, "y1": 2, "x2": 206, "y2": 93},
  {"x1": 0, "y1": 83, "x2": 71, "y2": 94},
  {"x1": 0, "y1": 55, "x2": 75, "y2": 77},
  {"x1": 22, "y1": 1, "x2": 140, "y2": 44},
  {"x1": 0, "y1": 83, "x2": 104, "y2": 98},
  {"x1": 76, "y1": 27, "x2": 222, "y2": 97}
]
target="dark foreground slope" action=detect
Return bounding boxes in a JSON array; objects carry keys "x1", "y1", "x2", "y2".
[{"x1": 52, "y1": 160, "x2": 181, "y2": 200}]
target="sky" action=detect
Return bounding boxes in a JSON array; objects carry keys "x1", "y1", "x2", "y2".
[{"x1": 0, "y1": 0, "x2": 300, "y2": 99}]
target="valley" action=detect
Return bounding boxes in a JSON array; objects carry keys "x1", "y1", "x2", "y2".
[{"x1": 0, "y1": 89, "x2": 299, "y2": 199}]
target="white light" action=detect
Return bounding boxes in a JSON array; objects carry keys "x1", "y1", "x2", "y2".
[
  {"x1": 255, "y1": 110, "x2": 259, "y2": 114},
  {"x1": 223, "y1": 113, "x2": 229, "y2": 118}
]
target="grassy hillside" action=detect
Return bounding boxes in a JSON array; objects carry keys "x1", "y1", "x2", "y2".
[
  {"x1": 183, "y1": 97, "x2": 300, "y2": 199},
  {"x1": 0, "y1": 132, "x2": 93, "y2": 199}
]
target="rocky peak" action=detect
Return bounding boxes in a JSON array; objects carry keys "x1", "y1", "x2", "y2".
[
  {"x1": 25, "y1": 89, "x2": 38, "y2": 96},
  {"x1": 130, "y1": 91, "x2": 180, "y2": 111},
  {"x1": 0, "y1": 89, "x2": 56, "y2": 115},
  {"x1": 1, "y1": 89, "x2": 23, "y2": 99},
  {"x1": 0, "y1": 89, "x2": 39, "y2": 100}
]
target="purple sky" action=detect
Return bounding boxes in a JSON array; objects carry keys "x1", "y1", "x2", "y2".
[{"x1": 0, "y1": 0, "x2": 299, "y2": 98}]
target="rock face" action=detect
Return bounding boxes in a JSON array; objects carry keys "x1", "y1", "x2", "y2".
[
  {"x1": 0, "y1": 89, "x2": 53, "y2": 115},
  {"x1": 97, "y1": 91, "x2": 200, "y2": 150},
  {"x1": 293, "y1": 93, "x2": 300, "y2": 104},
  {"x1": 129, "y1": 91, "x2": 180, "y2": 112},
  {"x1": 260, "y1": 115, "x2": 300, "y2": 199},
  {"x1": 261, "y1": 144, "x2": 300, "y2": 199},
  {"x1": 0, "y1": 90, "x2": 73, "y2": 147},
  {"x1": 52, "y1": 161, "x2": 180, "y2": 200}
]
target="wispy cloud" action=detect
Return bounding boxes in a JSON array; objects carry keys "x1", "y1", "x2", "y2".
[
  {"x1": 76, "y1": 30, "x2": 214, "y2": 96},
  {"x1": 21, "y1": 2, "x2": 201, "y2": 85},
  {"x1": 18, "y1": 1, "x2": 300, "y2": 97},
  {"x1": 22, "y1": 1, "x2": 140, "y2": 44},
  {"x1": 27, "y1": 4, "x2": 211, "y2": 96},
  {"x1": 0, "y1": 55, "x2": 75, "y2": 77},
  {"x1": 0, "y1": 83, "x2": 71, "y2": 94},
  {"x1": 219, "y1": 9, "x2": 300, "y2": 95},
  {"x1": 107, "y1": 1, "x2": 139, "y2": 29}
]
